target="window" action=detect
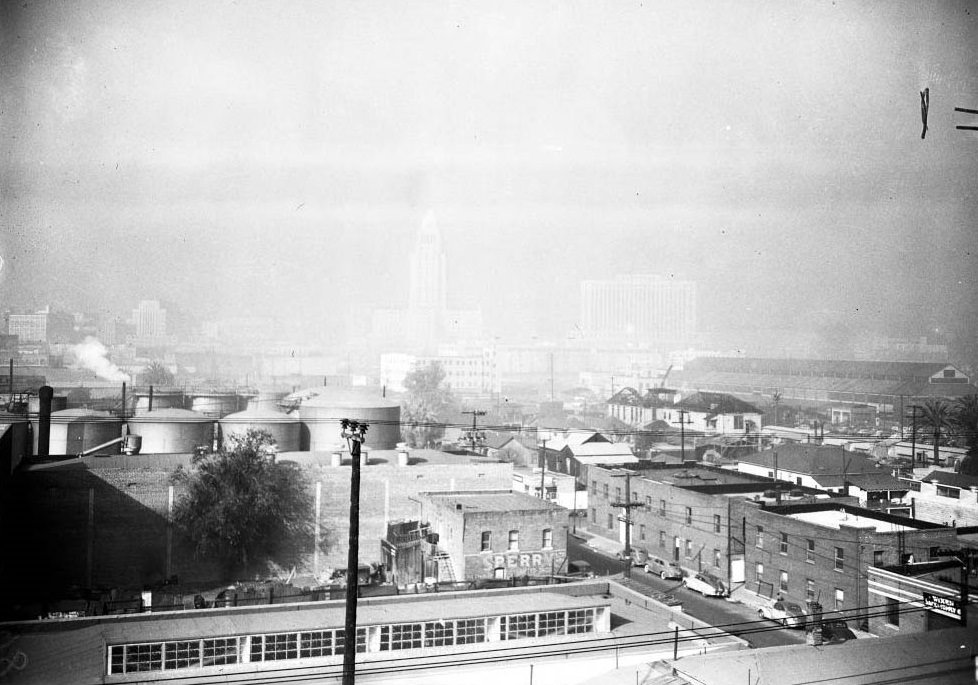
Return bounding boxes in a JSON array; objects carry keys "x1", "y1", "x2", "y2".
[
  {"x1": 806, "y1": 579, "x2": 816, "y2": 602},
  {"x1": 834, "y1": 547, "x2": 844, "y2": 571},
  {"x1": 639, "y1": 524, "x2": 646, "y2": 541},
  {"x1": 632, "y1": 491, "x2": 639, "y2": 502},
  {"x1": 756, "y1": 561, "x2": 764, "y2": 579},
  {"x1": 590, "y1": 480, "x2": 597, "y2": 495},
  {"x1": 937, "y1": 485, "x2": 960, "y2": 499},
  {"x1": 165, "y1": 641, "x2": 200, "y2": 670},
  {"x1": 542, "y1": 529, "x2": 552, "y2": 549},
  {"x1": 481, "y1": 531, "x2": 491, "y2": 552},
  {"x1": 796, "y1": 477, "x2": 803, "y2": 486},
  {"x1": 382, "y1": 624, "x2": 423, "y2": 651},
  {"x1": 806, "y1": 539, "x2": 815, "y2": 564},
  {"x1": 714, "y1": 549, "x2": 721, "y2": 568},
  {"x1": 252, "y1": 633, "x2": 298, "y2": 661},
  {"x1": 607, "y1": 514, "x2": 614, "y2": 530},
  {"x1": 780, "y1": 532, "x2": 788, "y2": 555},
  {"x1": 779, "y1": 570, "x2": 788, "y2": 593},
  {"x1": 929, "y1": 547, "x2": 940, "y2": 560},
  {"x1": 873, "y1": 550, "x2": 884, "y2": 567},
  {"x1": 590, "y1": 508, "x2": 596, "y2": 523},
  {"x1": 685, "y1": 539, "x2": 693, "y2": 558},
  {"x1": 734, "y1": 415, "x2": 744, "y2": 430},
  {"x1": 685, "y1": 507, "x2": 693, "y2": 525},
  {"x1": 659, "y1": 531, "x2": 666, "y2": 548},
  {"x1": 756, "y1": 525, "x2": 764, "y2": 549},
  {"x1": 834, "y1": 588, "x2": 845, "y2": 609},
  {"x1": 603, "y1": 484, "x2": 609, "y2": 499},
  {"x1": 645, "y1": 495, "x2": 652, "y2": 511},
  {"x1": 659, "y1": 499, "x2": 666, "y2": 516},
  {"x1": 886, "y1": 597, "x2": 900, "y2": 626},
  {"x1": 501, "y1": 614, "x2": 537, "y2": 640},
  {"x1": 615, "y1": 487, "x2": 622, "y2": 502},
  {"x1": 508, "y1": 530, "x2": 519, "y2": 551},
  {"x1": 907, "y1": 481, "x2": 921, "y2": 491},
  {"x1": 713, "y1": 514, "x2": 721, "y2": 533}
]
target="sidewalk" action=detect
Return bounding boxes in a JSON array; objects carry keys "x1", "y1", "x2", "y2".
[{"x1": 575, "y1": 530, "x2": 625, "y2": 556}]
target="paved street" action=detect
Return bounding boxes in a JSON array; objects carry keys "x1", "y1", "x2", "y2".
[{"x1": 568, "y1": 535, "x2": 806, "y2": 649}]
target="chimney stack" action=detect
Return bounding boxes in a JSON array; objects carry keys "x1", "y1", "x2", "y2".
[{"x1": 37, "y1": 385, "x2": 53, "y2": 459}]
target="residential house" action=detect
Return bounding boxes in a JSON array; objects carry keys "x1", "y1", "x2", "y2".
[
  {"x1": 540, "y1": 430, "x2": 637, "y2": 486},
  {"x1": 900, "y1": 470, "x2": 978, "y2": 527},
  {"x1": 732, "y1": 444, "x2": 895, "y2": 497},
  {"x1": 664, "y1": 391, "x2": 762, "y2": 436}
]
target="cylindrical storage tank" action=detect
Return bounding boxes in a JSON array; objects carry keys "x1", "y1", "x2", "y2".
[
  {"x1": 190, "y1": 392, "x2": 244, "y2": 419},
  {"x1": 133, "y1": 389, "x2": 185, "y2": 415},
  {"x1": 219, "y1": 405, "x2": 301, "y2": 452},
  {"x1": 48, "y1": 409, "x2": 123, "y2": 457},
  {"x1": 247, "y1": 391, "x2": 289, "y2": 410},
  {"x1": 0, "y1": 413, "x2": 30, "y2": 472},
  {"x1": 128, "y1": 409, "x2": 213, "y2": 454},
  {"x1": 293, "y1": 388, "x2": 401, "y2": 451},
  {"x1": 28, "y1": 395, "x2": 68, "y2": 456}
]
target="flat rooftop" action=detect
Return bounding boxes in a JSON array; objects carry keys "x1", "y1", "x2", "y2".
[
  {"x1": 787, "y1": 509, "x2": 918, "y2": 532},
  {"x1": 424, "y1": 490, "x2": 564, "y2": 513}
]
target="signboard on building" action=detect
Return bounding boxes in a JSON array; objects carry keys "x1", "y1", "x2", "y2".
[{"x1": 922, "y1": 592, "x2": 961, "y2": 620}]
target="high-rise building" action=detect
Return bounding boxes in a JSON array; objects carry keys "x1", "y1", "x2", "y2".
[
  {"x1": 580, "y1": 275, "x2": 696, "y2": 343},
  {"x1": 408, "y1": 211, "x2": 447, "y2": 311},
  {"x1": 5, "y1": 306, "x2": 75, "y2": 344},
  {"x1": 131, "y1": 300, "x2": 167, "y2": 339}
]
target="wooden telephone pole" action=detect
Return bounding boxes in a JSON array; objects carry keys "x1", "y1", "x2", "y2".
[{"x1": 611, "y1": 470, "x2": 643, "y2": 578}]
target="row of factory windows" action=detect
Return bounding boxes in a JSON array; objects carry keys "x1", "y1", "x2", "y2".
[
  {"x1": 108, "y1": 607, "x2": 599, "y2": 675},
  {"x1": 479, "y1": 529, "x2": 554, "y2": 552}
]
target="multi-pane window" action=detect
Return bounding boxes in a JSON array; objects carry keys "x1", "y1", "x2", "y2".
[
  {"x1": 639, "y1": 524, "x2": 646, "y2": 541},
  {"x1": 806, "y1": 539, "x2": 815, "y2": 563},
  {"x1": 331, "y1": 628, "x2": 367, "y2": 655},
  {"x1": 873, "y1": 550, "x2": 884, "y2": 567},
  {"x1": 591, "y1": 508, "x2": 596, "y2": 523},
  {"x1": 685, "y1": 539, "x2": 693, "y2": 558},
  {"x1": 615, "y1": 487, "x2": 622, "y2": 502},
  {"x1": 537, "y1": 611, "x2": 566, "y2": 636},
  {"x1": 806, "y1": 579, "x2": 816, "y2": 602},
  {"x1": 591, "y1": 480, "x2": 597, "y2": 495},
  {"x1": 608, "y1": 513, "x2": 614, "y2": 530},
  {"x1": 508, "y1": 530, "x2": 519, "y2": 551},
  {"x1": 567, "y1": 609, "x2": 595, "y2": 634},
  {"x1": 834, "y1": 547, "x2": 844, "y2": 571},
  {"x1": 779, "y1": 570, "x2": 788, "y2": 593},
  {"x1": 455, "y1": 618, "x2": 487, "y2": 644},
  {"x1": 659, "y1": 531, "x2": 666, "y2": 548},
  {"x1": 713, "y1": 549, "x2": 721, "y2": 568},
  {"x1": 685, "y1": 507, "x2": 693, "y2": 525},
  {"x1": 299, "y1": 631, "x2": 334, "y2": 658},
  {"x1": 756, "y1": 525, "x2": 764, "y2": 549},
  {"x1": 164, "y1": 641, "x2": 200, "y2": 670},
  {"x1": 424, "y1": 621, "x2": 454, "y2": 647},
  {"x1": 713, "y1": 515, "x2": 721, "y2": 533},
  {"x1": 203, "y1": 638, "x2": 240, "y2": 666},
  {"x1": 125, "y1": 643, "x2": 162, "y2": 672},
  {"x1": 756, "y1": 561, "x2": 764, "y2": 579},
  {"x1": 603, "y1": 484, "x2": 609, "y2": 499},
  {"x1": 937, "y1": 485, "x2": 960, "y2": 499},
  {"x1": 659, "y1": 499, "x2": 666, "y2": 516},
  {"x1": 502, "y1": 614, "x2": 537, "y2": 640},
  {"x1": 542, "y1": 528, "x2": 553, "y2": 549},
  {"x1": 481, "y1": 531, "x2": 491, "y2": 552},
  {"x1": 645, "y1": 496, "x2": 652, "y2": 511},
  {"x1": 780, "y1": 533, "x2": 788, "y2": 555},
  {"x1": 382, "y1": 623, "x2": 423, "y2": 651},
  {"x1": 834, "y1": 588, "x2": 845, "y2": 609},
  {"x1": 252, "y1": 633, "x2": 298, "y2": 661}
]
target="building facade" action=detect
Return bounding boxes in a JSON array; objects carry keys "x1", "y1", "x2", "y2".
[{"x1": 580, "y1": 274, "x2": 696, "y2": 343}]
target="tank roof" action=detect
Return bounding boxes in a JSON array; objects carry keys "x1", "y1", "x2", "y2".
[
  {"x1": 129, "y1": 408, "x2": 211, "y2": 421},
  {"x1": 289, "y1": 387, "x2": 400, "y2": 409},
  {"x1": 221, "y1": 406, "x2": 299, "y2": 422},
  {"x1": 50, "y1": 408, "x2": 120, "y2": 420}
]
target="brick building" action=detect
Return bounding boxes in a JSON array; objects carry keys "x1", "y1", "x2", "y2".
[
  {"x1": 899, "y1": 470, "x2": 978, "y2": 527},
  {"x1": 731, "y1": 500, "x2": 958, "y2": 628},
  {"x1": 417, "y1": 490, "x2": 568, "y2": 582},
  {"x1": 867, "y1": 560, "x2": 975, "y2": 635}
]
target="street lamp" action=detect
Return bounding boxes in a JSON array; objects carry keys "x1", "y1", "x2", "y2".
[{"x1": 340, "y1": 418, "x2": 368, "y2": 685}]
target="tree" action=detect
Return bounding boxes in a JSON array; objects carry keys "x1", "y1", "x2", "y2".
[
  {"x1": 917, "y1": 399, "x2": 954, "y2": 467},
  {"x1": 171, "y1": 429, "x2": 315, "y2": 576},
  {"x1": 139, "y1": 360, "x2": 174, "y2": 386},
  {"x1": 401, "y1": 362, "x2": 456, "y2": 448},
  {"x1": 954, "y1": 395, "x2": 978, "y2": 476}
]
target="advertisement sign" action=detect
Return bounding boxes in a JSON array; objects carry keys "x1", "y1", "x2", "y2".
[{"x1": 922, "y1": 592, "x2": 961, "y2": 620}]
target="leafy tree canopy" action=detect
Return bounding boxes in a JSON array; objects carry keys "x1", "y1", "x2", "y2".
[
  {"x1": 139, "y1": 360, "x2": 175, "y2": 386},
  {"x1": 401, "y1": 362, "x2": 456, "y2": 448},
  {"x1": 171, "y1": 429, "x2": 315, "y2": 576}
]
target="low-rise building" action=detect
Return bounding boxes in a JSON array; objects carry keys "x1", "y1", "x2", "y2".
[
  {"x1": 900, "y1": 470, "x2": 978, "y2": 526},
  {"x1": 732, "y1": 443, "x2": 893, "y2": 495},
  {"x1": 512, "y1": 467, "x2": 582, "y2": 512},
  {"x1": 867, "y1": 560, "x2": 975, "y2": 636},
  {"x1": 664, "y1": 391, "x2": 762, "y2": 436}
]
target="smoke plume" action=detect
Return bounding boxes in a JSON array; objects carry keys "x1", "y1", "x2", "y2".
[{"x1": 73, "y1": 336, "x2": 131, "y2": 382}]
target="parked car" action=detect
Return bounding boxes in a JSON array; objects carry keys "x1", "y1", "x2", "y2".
[
  {"x1": 818, "y1": 613, "x2": 856, "y2": 643},
  {"x1": 682, "y1": 572, "x2": 728, "y2": 597},
  {"x1": 616, "y1": 548, "x2": 649, "y2": 566},
  {"x1": 644, "y1": 555, "x2": 684, "y2": 580},
  {"x1": 758, "y1": 599, "x2": 808, "y2": 628},
  {"x1": 566, "y1": 560, "x2": 595, "y2": 578}
]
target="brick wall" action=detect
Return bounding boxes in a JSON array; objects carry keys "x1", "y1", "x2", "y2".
[
  {"x1": 905, "y1": 481, "x2": 978, "y2": 527},
  {"x1": 0, "y1": 460, "x2": 512, "y2": 602}
]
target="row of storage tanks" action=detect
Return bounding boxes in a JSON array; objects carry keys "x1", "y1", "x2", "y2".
[{"x1": 23, "y1": 388, "x2": 401, "y2": 456}]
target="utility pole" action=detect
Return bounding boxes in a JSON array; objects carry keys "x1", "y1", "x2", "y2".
[
  {"x1": 678, "y1": 409, "x2": 691, "y2": 462},
  {"x1": 908, "y1": 404, "x2": 921, "y2": 473},
  {"x1": 611, "y1": 470, "x2": 642, "y2": 578},
  {"x1": 538, "y1": 439, "x2": 548, "y2": 499},
  {"x1": 340, "y1": 419, "x2": 368, "y2": 685},
  {"x1": 462, "y1": 409, "x2": 486, "y2": 452}
]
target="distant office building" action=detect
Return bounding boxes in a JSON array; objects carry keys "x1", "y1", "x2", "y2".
[
  {"x1": 131, "y1": 300, "x2": 167, "y2": 339},
  {"x1": 380, "y1": 345, "x2": 499, "y2": 395},
  {"x1": 371, "y1": 212, "x2": 483, "y2": 350},
  {"x1": 580, "y1": 275, "x2": 696, "y2": 343},
  {"x1": 5, "y1": 306, "x2": 75, "y2": 344}
]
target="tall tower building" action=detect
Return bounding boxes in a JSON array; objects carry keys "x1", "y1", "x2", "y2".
[
  {"x1": 581, "y1": 275, "x2": 696, "y2": 343},
  {"x1": 132, "y1": 300, "x2": 167, "y2": 339},
  {"x1": 408, "y1": 211, "x2": 447, "y2": 311}
]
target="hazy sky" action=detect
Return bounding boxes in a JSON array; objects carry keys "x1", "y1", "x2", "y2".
[{"x1": 1, "y1": 1, "x2": 976, "y2": 345}]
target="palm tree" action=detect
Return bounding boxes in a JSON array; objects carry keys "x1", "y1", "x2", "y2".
[
  {"x1": 917, "y1": 399, "x2": 953, "y2": 466},
  {"x1": 954, "y1": 395, "x2": 978, "y2": 475}
]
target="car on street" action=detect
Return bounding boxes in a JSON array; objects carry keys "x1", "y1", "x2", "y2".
[
  {"x1": 682, "y1": 572, "x2": 728, "y2": 597},
  {"x1": 566, "y1": 560, "x2": 595, "y2": 578},
  {"x1": 818, "y1": 613, "x2": 857, "y2": 643},
  {"x1": 644, "y1": 555, "x2": 684, "y2": 580},
  {"x1": 758, "y1": 599, "x2": 808, "y2": 628},
  {"x1": 616, "y1": 548, "x2": 649, "y2": 566}
]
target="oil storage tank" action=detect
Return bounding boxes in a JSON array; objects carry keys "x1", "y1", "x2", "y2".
[
  {"x1": 128, "y1": 408, "x2": 213, "y2": 454},
  {"x1": 190, "y1": 392, "x2": 245, "y2": 419},
  {"x1": 133, "y1": 389, "x2": 185, "y2": 415},
  {"x1": 48, "y1": 409, "x2": 123, "y2": 457},
  {"x1": 292, "y1": 387, "x2": 400, "y2": 451},
  {"x1": 219, "y1": 405, "x2": 300, "y2": 452}
]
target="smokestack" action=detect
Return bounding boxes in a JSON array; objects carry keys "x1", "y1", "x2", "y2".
[
  {"x1": 121, "y1": 381, "x2": 127, "y2": 421},
  {"x1": 38, "y1": 385, "x2": 53, "y2": 459},
  {"x1": 148, "y1": 385, "x2": 154, "y2": 412},
  {"x1": 8, "y1": 359, "x2": 12, "y2": 395}
]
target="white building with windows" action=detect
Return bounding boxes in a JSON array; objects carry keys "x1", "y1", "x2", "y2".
[{"x1": 580, "y1": 274, "x2": 696, "y2": 343}]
